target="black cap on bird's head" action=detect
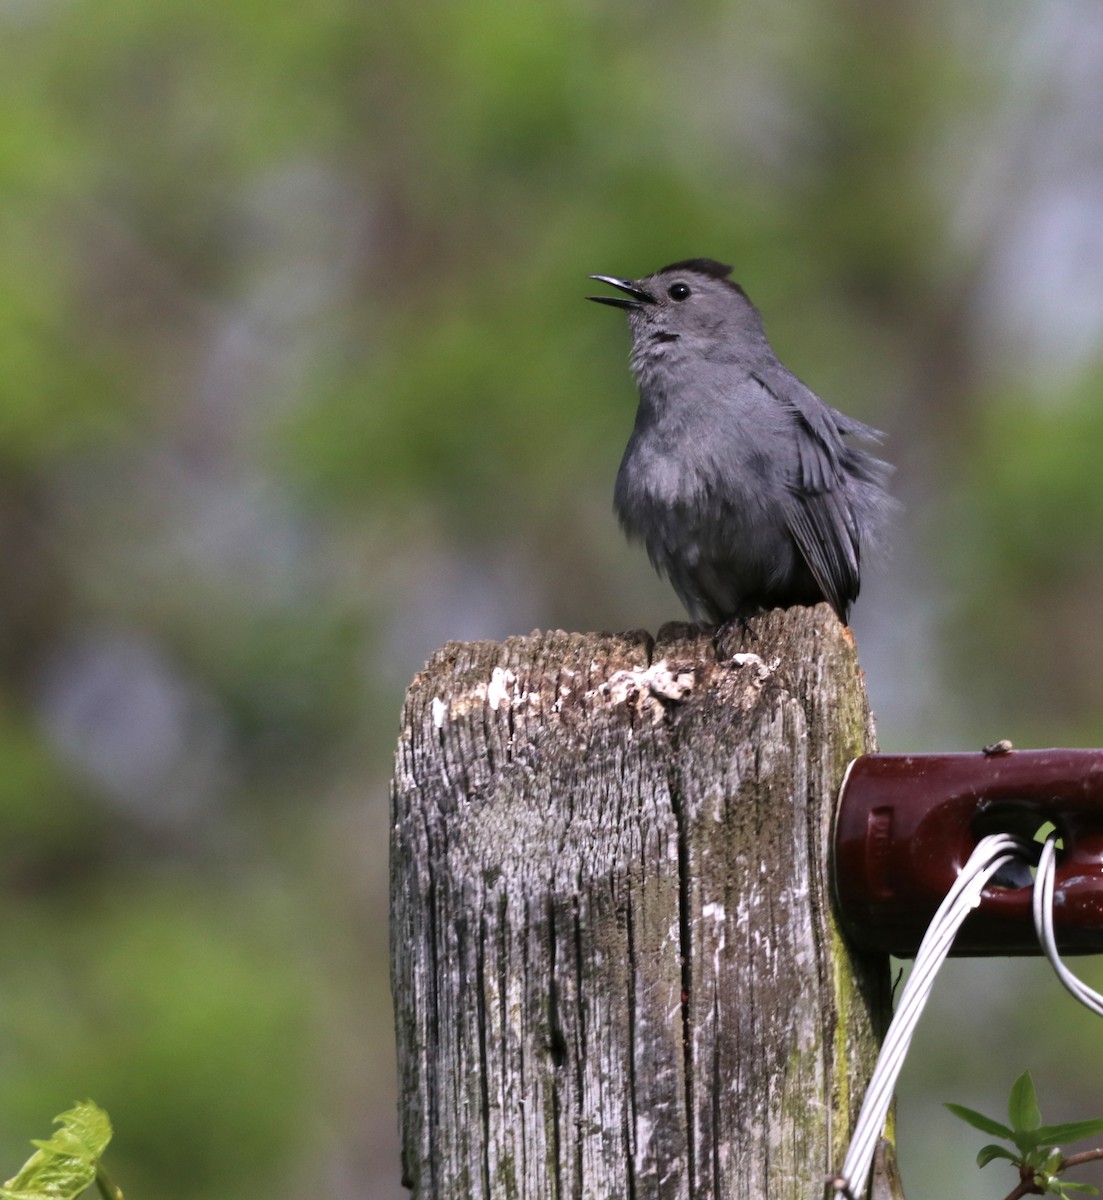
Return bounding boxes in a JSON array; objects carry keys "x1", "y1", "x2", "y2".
[{"x1": 654, "y1": 258, "x2": 735, "y2": 281}]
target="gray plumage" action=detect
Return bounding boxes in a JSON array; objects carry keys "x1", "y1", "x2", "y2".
[{"x1": 588, "y1": 258, "x2": 893, "y2": 626}]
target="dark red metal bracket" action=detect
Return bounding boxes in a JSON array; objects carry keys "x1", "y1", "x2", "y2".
[{"x1": 833, "y1": 749, "x2": 1103, "y2": 957}]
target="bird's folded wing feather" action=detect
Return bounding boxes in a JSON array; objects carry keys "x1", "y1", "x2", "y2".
[
  {"x1": 782, "y1": 484, "x2": 860, "y2": 620},
  {"x1": 750, "y1": 367, "x2": 865, "y2": 619}
]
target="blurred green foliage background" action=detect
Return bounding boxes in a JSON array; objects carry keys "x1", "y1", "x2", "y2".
[{"x1": 3, "y1": 0, "x2": 1103, "y2": 1196}]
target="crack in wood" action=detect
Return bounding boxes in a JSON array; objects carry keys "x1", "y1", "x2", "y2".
[{"x1": 671, "y1": 771, "x2": 698, "y2": 1197}]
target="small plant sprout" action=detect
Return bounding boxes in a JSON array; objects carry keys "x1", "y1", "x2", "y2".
[
  {"x1": 0, "y1": 1101, "x2": 122, "y2": 1200},
  {"x1": 947, "y1": 1071, "x2": 1103, "y2": 1200}
]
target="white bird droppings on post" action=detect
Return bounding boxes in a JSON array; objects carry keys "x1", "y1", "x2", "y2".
[
  {"x1": 593, "y1": 659, "x2": 696, "y2": 724},
  {"x1": 487, "y1": 666, "x2": 517, "y2": 711}
]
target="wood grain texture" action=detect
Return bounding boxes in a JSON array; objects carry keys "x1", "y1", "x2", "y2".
[{"x1": 391, "y1": 604, "x2": 888, "y2": 1200}]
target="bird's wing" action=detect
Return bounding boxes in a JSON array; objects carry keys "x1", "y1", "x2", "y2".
[
  {"x1": 750, "y1": 367, "x2": 863, "y2": 620},
  {"x1": 781, "y1": 479, "x2": 860, "y2": 621}
]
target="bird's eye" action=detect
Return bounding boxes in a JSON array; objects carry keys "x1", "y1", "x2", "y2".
[{"x1": 668, "y1": 282, "x2": 691, "y2": 301}]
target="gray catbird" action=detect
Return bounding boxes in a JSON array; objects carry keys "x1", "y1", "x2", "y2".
[{"x1": 588, "y1": 258, "x2": 892, "y2": 626}]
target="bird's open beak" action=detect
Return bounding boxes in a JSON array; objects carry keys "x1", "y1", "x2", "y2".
[{"x1": 586, "y1": 275, "x2": 656, "y2": 309}]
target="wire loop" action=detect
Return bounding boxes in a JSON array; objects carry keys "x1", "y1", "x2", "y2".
[{"x1": 1032, "y1": 833, "x2": 1103, "y2": 1017}]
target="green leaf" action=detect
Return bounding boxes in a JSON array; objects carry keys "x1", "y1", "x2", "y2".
[
  {"x1": 1010, "y1": 1071, "x2": 1043, "y2": 1133},
  {"x1": 1057, "y1": 1184, "x2": 1099, "y2": 1196},
  {"x1": 1, "y1": 1102, "x2": 113, "y2": 1200},
  {"x1": 977, "y1": 1143, "x2": 1020, "y2": 1168},
  {"x1": 945, "y1": 1102, "x2": 1014, "y2": 1139},
  {"x1": 1035, "y1": 1119, "x2": 1103, "y2": 1145},
  {"x1": 1015, "y1": 1129, "x2": 1043, "y2": 1158}
]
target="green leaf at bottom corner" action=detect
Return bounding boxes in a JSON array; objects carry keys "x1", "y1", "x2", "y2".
[
  {"x1": 1057, "y1": 1183, "x2": 1099, "y2": 1196},
  {"x1": 977, "y1": 1143, "x2": 1020, "y2": 1168},
  {"x1": 1, "y1": 1101, "x2": 113, "y2": 1200}
]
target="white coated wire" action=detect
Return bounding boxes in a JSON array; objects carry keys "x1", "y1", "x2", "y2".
[
  {"x1": 831, "y1": 832, "x2": 1035, "y2": 1200},
  {"x1": 1032, "y1": 834, "x2": 1103, "y2": 1017}
]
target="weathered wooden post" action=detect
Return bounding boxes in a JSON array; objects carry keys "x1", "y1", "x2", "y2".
[{"x1": 390, "y1": 605, "x2": 890, "y2": 1199}]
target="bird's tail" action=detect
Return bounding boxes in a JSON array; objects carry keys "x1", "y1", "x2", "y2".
[{"x1": 844, "y1": 444, "x2": 898, "y2": 556}]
